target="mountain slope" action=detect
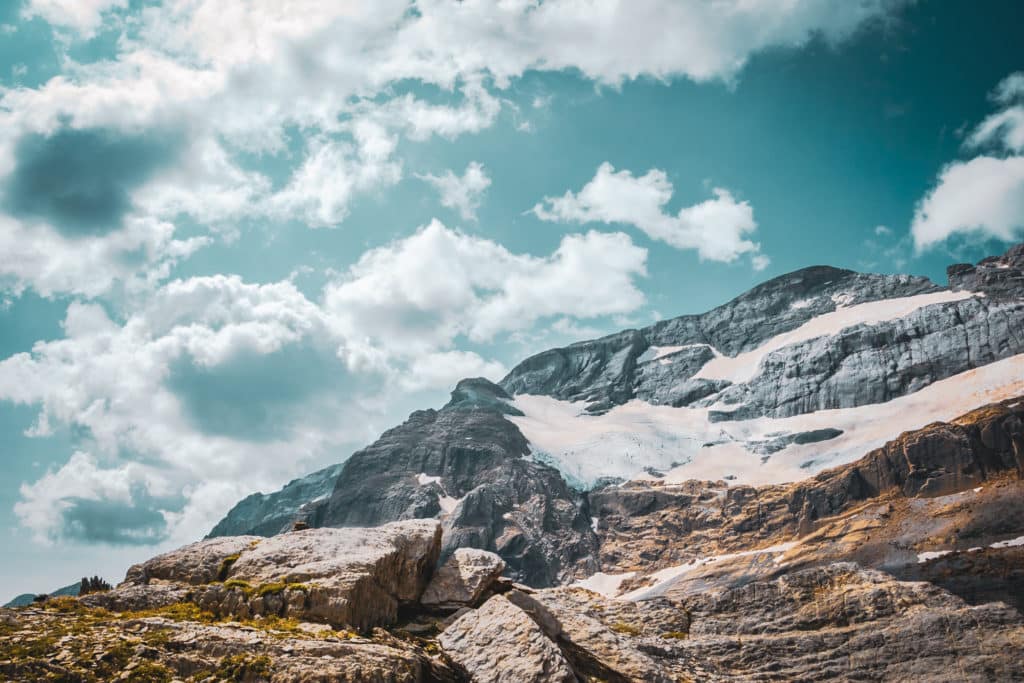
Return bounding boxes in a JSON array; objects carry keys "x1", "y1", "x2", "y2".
[{"x1": 210, "y1": 243, "x2": 1024, "y2": 588}]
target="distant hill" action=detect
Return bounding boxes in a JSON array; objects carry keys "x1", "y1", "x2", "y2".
[{"x1": 3, "y1": 581, "x2": 82, "y2": 608}]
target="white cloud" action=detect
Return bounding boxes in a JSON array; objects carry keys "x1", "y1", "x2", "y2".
[
  {"x1": 0, "y1": 0, "x2": 899, "y2": 298},
  {"x1": 911, "y1": 156, "x2": 1024, "y2": 251},
  {"x1": 417, "y1": 161, "x2": 492, "y2": 221},
  {"x1": 532, "y1": 162, "x2": 763, "y2": 265},
  {"x1": 22, "y1": 0, "x2": 126, "y2": 38},
  {"x1": 324, "y1": 220, "x2": 647, "y2": 362},
  {"x1": 266, "y1": 124, "x2": 402, "y2": 229},
  {"x1": 874, "y1": 224, "x2": 892, "y2": 236},
  {"x1": 912, "y1": 72, "x2": 1024, "y2": 250},
  {"x1": 1, "y1": 221, "x2": 648, "y2": 543}
]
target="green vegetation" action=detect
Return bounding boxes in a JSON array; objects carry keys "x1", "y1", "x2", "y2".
[
  {"x1": 125, "y1": 662, "x2": 174, "y2": 682},
  {"x1": 222, "y1": 579, "x2": 254, "y2": 596},
  {"x1": 256, "y1": 581, "x2": 309, "y2": 597},
  {"x1": 610, "y1": 621, "x2": 642, "y2": 636},
  {"x1": 215, "y1": 653, "x2": 274, "y2": 681},
  {"x1": 79, "y1": 576, "x2": 112, "y2": 596}
]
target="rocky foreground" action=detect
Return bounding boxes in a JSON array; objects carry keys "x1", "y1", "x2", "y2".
[{"x1": 5, "y1": 405, "x2": 1024, "y2": 682}]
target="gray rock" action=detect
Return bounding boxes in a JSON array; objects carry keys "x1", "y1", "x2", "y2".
[
  {"x1": 123, "y1": 535, "x2": 262, "y2": 586},
  {"x1": 421, "y1": 548, "x2": 505, "y2": 609},
  {"x1": 310, "y1": 378, "x2": 599, "y2": 587},
  {"x1": 439, "y1": 594, "x2": 577, "y2": 683},
  {"x1": 79, "y1": 583, "x2": 189, "y2": 612},
  {"x1": 206, "y1": 463, "x2": 343, "y2": 538}
]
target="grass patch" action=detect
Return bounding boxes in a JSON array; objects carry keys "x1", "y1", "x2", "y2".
[
  {"x1": 127, "y1": 661, "x2": 175, "y2": 682},
  {"x1": 222, "y1": 579, "x2": 254, "y2": 596},
  {"x1": 126, "y1": 602, "x2": 216, "y2": 623},
  {"x1": 215, "y1": 653, "x2": 274, "y2": 681},
  {"x1": 610, "y1": 621, "x2": 642, "y2": 636},
  {"x1": 256, "y1": 582, "x2": 309, "y2": 598}
]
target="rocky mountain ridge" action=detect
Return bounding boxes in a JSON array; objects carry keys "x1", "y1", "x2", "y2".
[
  {"x1": 38, "y1": 242, "x2": 1012, "y2": 679},
  {"x1": 210, "y1": 244, "x2": 1024, "y2": 580}
]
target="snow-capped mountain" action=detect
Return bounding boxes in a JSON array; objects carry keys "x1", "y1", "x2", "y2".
[{"x1": 210, "y1": 243, "x2": 1024, "y2": 586}]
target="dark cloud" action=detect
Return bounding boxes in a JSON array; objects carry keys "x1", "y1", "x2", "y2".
[
  {"x1": 166, "y1": 342, "x2": 348, "y2": 442},
  {"x1": 59, "y1": 495, "x2": 172, "y2": 545},
  {"x1": 3, "y1": 127, "x2": 180, "y2": 236}
]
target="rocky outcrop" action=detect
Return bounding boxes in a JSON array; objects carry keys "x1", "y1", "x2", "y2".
[
  {"x1": 124, "y1": 535, "x2": 262, "y2": 585},
  {"x1": 421, "y1": 549, "x2": 506, "y2": 609},
  {"x1": 585, "y1": 398, "x2": 1024, "y2": 615},
  {"x1": 0, "y1": 606, "x2": 462, "y2": 683},
  {"x1": 207, "y1": 463, "x2": 343, "y2": 538},
  {"x1": 500, "y1": 265, "x2": 942, "y2": 409},
  {"x1": 498, "y1": 243, "x2": 1024, "y2": 424},
  {"x1": 706, "y1": 294, "x2": 1024, "y2": 421},
  {"x1": 442, "y1": 562, "x2": 1024, "y2": 682},
  {"x1": 306, "y1": 379, "x2": 599, "y2": 587},
  {"x1": 100, "y1": 520, "x2": 444, "y2": 631},
  {"x1": 439, "y1": 594, "x2": 577, "y2": 683}
]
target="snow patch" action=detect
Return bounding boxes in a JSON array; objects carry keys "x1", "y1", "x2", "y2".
[
  {"x1": 620, "y1": 542, "x2": 797, "y2": 601},
  {"x1": 509, "y1": 353, "x2": 1024, "y2": 488},
  {"x1": 573, "y1": 571, "x2": 636, "y2": 598},
  {"x1": 416, "y1": 473, "x2": 442, "y2": 486},
  {"x1": 694, "y1": 290, "x2": 978, "y2": 384},
  {"x1": 917, "y1": 550, "x2": 952, "y2": 563},
  {"x1": 991, "y1": 535, "x2": 1024, "y2": 549},
  {"x1": 438, "y1": 494, "x2": 461, "y2": 514},
  {"x1": 789, "y1": 298, "x2": 817, "y2": 310},
  {"x1": 637, "y1": 344, "x2": 705, "y2": 364}
]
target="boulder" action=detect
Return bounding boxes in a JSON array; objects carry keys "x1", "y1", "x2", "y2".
[
  {"x1": 124, "y1": 535, "x2": 262, "y2": 586},
  {"x1": 421, "y1": 548, "x2": 505, "y2": 609},
  {"x1": 439, "y1": 595, "x2": 576, "y2": 683}
]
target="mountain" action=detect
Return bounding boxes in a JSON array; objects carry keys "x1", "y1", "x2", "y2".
[
  {"x1": 210, "y1": 243, "x2": 1024, "y2": 578},
  {"x1": 3, "y1": 581, "x2": 81, "y2": 608},
  {"x1": 5, "y1": 243, "x2": 1024, "y2": 681}
]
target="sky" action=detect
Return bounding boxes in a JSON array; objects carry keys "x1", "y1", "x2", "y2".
[{"x1": 0, "y1": 0, "x2": 1022, "y2": 601}]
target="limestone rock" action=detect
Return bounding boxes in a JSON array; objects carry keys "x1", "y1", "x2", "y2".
[
  {"x1": 124, "y1": 535, "x2": 262, "y2": 586},
  {"x1": 421, "y1": 548, "x2": 505, "y2": 609},
  {"x1": 439, "y1": 594, "x2": 576, "y2": 683},
  {"x1": 79, "y1": 583, "x2": 189, "y2": 612}
]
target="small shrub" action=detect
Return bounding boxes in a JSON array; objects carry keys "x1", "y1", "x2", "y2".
[
  {"x1": 79, "y1": 576, "x2": 112, "y2": 596},
  {"x1": 660, "y1": 631, "x2": 689, "y2": 640}
]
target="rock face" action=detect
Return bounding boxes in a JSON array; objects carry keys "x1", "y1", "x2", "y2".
[
  {"x1": 106, "y1": 520, "x2": 443, "y2": 631},
  {"x1": 208, "y1": 463, "x2": 343, "y2": 538},
  {"x1": 588, "y1": 398, "x2": 1024, "y2": 609},
  {"x1": 440, "y1": 594, "x2": 577, "y2": 683},
  {"x1": 500, "y1": 266, "x2": 941, "y2": 409},
  {"x1": 421, "y1": 548, "x2": 506, "y2": 609},
  {"x1": 304, "y1": 379, "x2": 599, "y2": 587}
]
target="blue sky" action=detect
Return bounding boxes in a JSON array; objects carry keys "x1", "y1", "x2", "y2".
[{"x1": 0, "y1": 0, "x2": 1022, "y2": 600}]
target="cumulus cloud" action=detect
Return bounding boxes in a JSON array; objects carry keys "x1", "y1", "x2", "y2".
[
  {"x1": 324, "y1": 220, "x2": 647, "y2": 361},
  {"x1": 1, "y1": 222, "x2": 648, "y2": 543},
  {"x1": 416, "y1": 162, "x2": 492, "y2": 221},
  {"x1": 912, "y1": 72, "x2": 1024, "y2": 250},
  {"x1": 531, "y1": 162, "x2": 763, "y2": 265},
  {"x1": 0, "y1": 0, "x2": 898, "y2": 298},
  {"x1": 911, "y1": 156, "x2": 1024, "y2": 251}
]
